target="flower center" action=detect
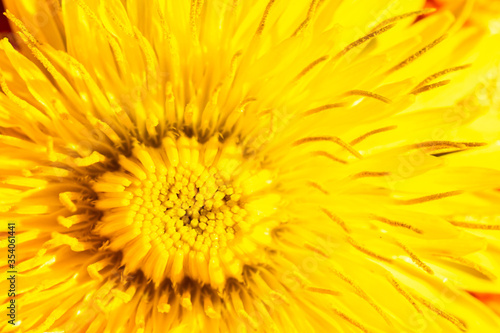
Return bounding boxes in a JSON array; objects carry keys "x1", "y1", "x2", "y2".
[{"x1": 93, "y1": 136, "x2": 279, "y2": 289}]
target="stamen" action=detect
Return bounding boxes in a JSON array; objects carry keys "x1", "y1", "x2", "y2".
[
  {"x1": 74, "y1": 0, "x2": 126, "y2": 74},
  {"x1": 226, "y1": 51, "x2": 243, "y2": 82},
  {"x1": 304, "y1": 243, "x2": 328, "y2": 257},
  {"x1": 181, "y1": 289, "x2": 193, "y2": 310},
  {"x1": 291, "y1": 0, "x2": 319, "y2": 37},
  {"x1": 307, "y1": 287, "x2": 341, "y2": 296},
  {"x1": 118, "y1": 156, "x2": 147, "y2": 180},
  {"x1": 197, "y1": 0, "x2": 205, "y2": 17},
  {"x1": 333, "y1": 24, "x2": 395, "y2": 61},
  {"x1": 57, "y1": 214, "x2": 89, "y2": 228},
  {"x1": 203, "y1": 293, "x2": 219, "y2": 319},
  {"x1": 111, "y1": 288, "x2": 134, "y2": 304},
  {"x1": 411, "y1": 80, "x2": 451, "y2": 95},
  {"x1": 291, "y1": 19, "x2": 309, "y2": 38},
  {"x1": 4, "y1": 10, "x2": 39, "y2": 44},
  {"x1": 347, "y1": 237, "x2": 393, "y2": 263},
  {"x1": 294, "y1": 55, "x2": 330, "y2": 81},
  {"x1": 343, "y1": 90, "x2": 392, "y2": 104},
  {"x1": 449, "y1": 221, "x2": 500, "y2": 230},
  {"x1": 85, "y1": 114, "x2": 122, "y2": 147},
  {"x1": 133, "y1": 27, "x2": 157, "y2": 80},
  {"x1": 321, "y1": 208, "x2": 350, "y2": 233},
  {"x1": 157, "y1": 294, "x2": 171, "y2": 313},
  {"x1": 414, "y1": 64, "x2": 471, "y2": 89},
  {"x1": 105, "y1": 6, "x2": 134, "y2": 37},
  {"x1": 190, "y1": 0, "x2": 198, "y2": 32},
  {"x1": 331, "y1": 307, "x2": 371, "y2": 333},
  {"x1": 372, "y1": 9, "x2": 436, "y2": 31},
  {"x1": 293, "y1": 136, "x2": 363, "y2": 159},
  {"x1": 87, "y1": 258, "x2": 113, "y2": 282},
  {"x1": 74, "y1": 151, "x2": 107, "y2": 167},
  {"x1": 395, "y1": 240, "x2": 434, "y2": 274},
  {"x1": 255, "y1": 0, "x2": 277, "y2": 36},
  {"x1": 410, "y1": 141, "x2": 486, "y2": 150},
  {"x1": 388, "y1": 35, "x2": 448, "y2": 73},
  {"x1": 269, "y1": 291, "x2": 290, "y2": 305},
  {"x1": 238, "y1": 98, "x2": 258, "y2": 111},
  {"x1": 308, "y1": 181, "x2": 330, "y2": 195},
  {"x1": 371, "y1": 215, "x2": 422, "y2": 234},
  {"x1": 350, "y1": 171, "x2": 390, "y2": 179},
  {"x1": 59, "y1": 192, "x2": 79, "y2": 213},
  {"x1": 411, "y1": 292, "x2": 467, "y2": 332},
  {"x1": 0, "y1": 74, "x2": 45, "y2": 117},
  {"x1": 396, "y1": 191, "x2": 463, "y2": 205},
  {"x1": 154, "y1": 0, "x2": 172, "y2": 40},
  {"x1": 310, "y1": 151, "x2": 347, "y2": 164},
  {"x1": 350, "y1": 126, "x2": 398, "y2": 146},
  {"x1": 330, "y1": 268, "x2": 392, "y2": 325},
  {"x1": 48, "y1": 232, "x2": 88, "y2": 252},
  {"x1": 386, "y1": 276, "x2": 422, "y2": 313},
  {"x1": 15, "y1": 32, "x2": 65, "y2": 84},
  {"x1": 302, "y1": 103, "x2": 347, "y2": 116}
]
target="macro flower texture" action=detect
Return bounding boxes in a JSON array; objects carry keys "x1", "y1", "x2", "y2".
[{"x1": 1, "y1": 0, "x2": 500, "y2": 332}]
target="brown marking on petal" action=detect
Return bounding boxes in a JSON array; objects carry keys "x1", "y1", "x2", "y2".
[
  {"x1": 302, "y1": 103, "x2": 347, "y2": 116},
  {"x1": 388, "y1": 35, "x2": 448, "y2": 73},
  {"x1": 333, "y1": 24, "x2": 396, "y2": 61},
  {"x1": 331, "y1": 307, "x2": 372, "y2": 333},
  {"x1": 307, "y1": 181, "x2": 330, "y2": 195},
  {"x1": 371, "y1": 215, "x2": 423, "y2": 234},
  {"x1": 257, "y1": 109, "x2": 273, "y2": 116},
  {"x1": 449, "y1": 221, "x2": 500, "y2": 230},
  {"x1": 414, "y1": 64, "x2": 471, "y2": 89},
  {"x1": 255, "y1": 0, "x2": 277, "y2": 36},
  {"x1": 350, "y1": 171, "x2": 391, "y2": 180},
  {"x1": 321, "y1": 208, "x2": 350, "y2": 233},
  {"x1": 411, "y1": 292, "x2": 468, "y2": 332},
  {"x1": 329, "y1": 268, "x2": 393, "y2": 326},
  {"x1": 293, "y1": 136, "x2": 363, "y2": 159},
  {"x1": 304, "y1": 243, "x2": 328, "y2": 257},
  {"x1": 411, "y1": 80, "x2": 451, "y2": 95},
  {"x1": 396, "y1": 191, "x2": 463, "y2": 205},
  {"x1": 343, "y1": 90, "x2": 392, "y2": 104},
  {"x1": 295, "y1": 55, "x2": 330, "y2": 81},
  {"x1": 408, "y1": 141, "x2": 487, "y2": 153},
  {"x1": 395, "y1": 240, "x2": 434, "y2": 274},
  {"x1": 307, "y1": 287, "x2": 341, "y2": 296},
  {"x1": 350, "y1": 126, "x2": 398, "y2": 146},
  {"x1": 372, "y1": 8, "x2": 436, "y2": 31},
  {"x1": 347, "y1": 237, "x2": 393, "y2": 263},
  {"x1": 386, "y1": 276, "x2": 422, "y2": 314},
  {"x1": 190, "y1": 0, "x2": 204, "y2": 35},
  {"x1": 291, "y1": 0, "x2": 320, "y2": 37},
  {"x1": 310, "y1": 151, "x2": 348, "y2": 165},
  {"x1": 237, "y1": 98, "x2": 258, "y2": 112}
]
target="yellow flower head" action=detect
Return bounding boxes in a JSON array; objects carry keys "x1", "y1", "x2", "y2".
[{"x1": 1, "y1": 0, "x2": 500, "y2": 332}]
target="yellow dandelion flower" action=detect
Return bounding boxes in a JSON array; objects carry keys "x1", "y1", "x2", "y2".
[{"x1": 1, "y1": 0, "x2": 500, "y2": 332}]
